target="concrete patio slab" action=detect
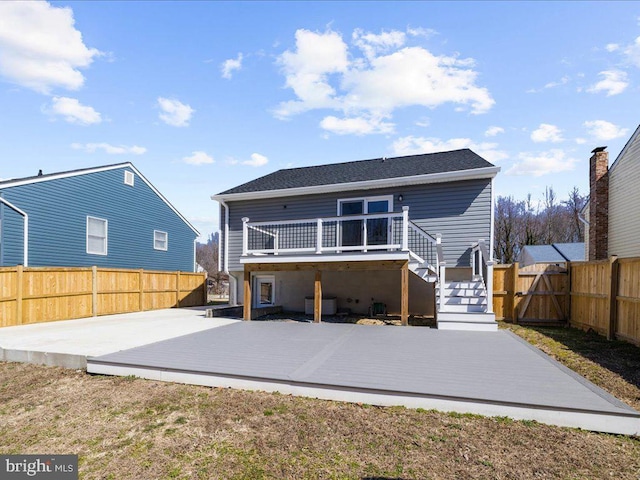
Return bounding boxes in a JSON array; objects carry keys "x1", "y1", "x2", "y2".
[
  {"x1": 87, "y1": 321, "x2": 640, "y2": 435},
  {"x1": 0, "y1": 307, "x2": 238, "y2": 369}
]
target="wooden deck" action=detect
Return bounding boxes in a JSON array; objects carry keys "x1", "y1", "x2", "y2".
[{"x1": 87, "y1": 322, "x2": 640, "y2": 435}]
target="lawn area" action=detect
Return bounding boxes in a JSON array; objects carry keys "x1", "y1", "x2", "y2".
[{"x1": 1, "y1": 323, "x2": 640, "y2": 479}]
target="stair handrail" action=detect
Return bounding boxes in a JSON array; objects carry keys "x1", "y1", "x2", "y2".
[
  {"x1": 436, "y1": 234, "x2": 446, "y2": 312},
  {"x1": 471, "y1": 239, "x2": 493, "y2": 313}
]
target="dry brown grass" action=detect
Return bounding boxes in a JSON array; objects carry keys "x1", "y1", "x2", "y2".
[{"x1": 1, "y1": 348, "x2": 640, "y2": 479}]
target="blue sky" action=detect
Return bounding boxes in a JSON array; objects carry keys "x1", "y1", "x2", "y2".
[{"x1": 1, "y1": 1, "x2": 639, "y2": 240}]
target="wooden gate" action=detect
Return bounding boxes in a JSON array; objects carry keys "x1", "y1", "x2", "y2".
[{"x1": 516, "y1": 264, "x2": 569, "y2": 324}]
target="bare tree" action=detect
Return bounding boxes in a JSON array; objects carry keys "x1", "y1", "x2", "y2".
[
  {"x1": 494, "y1": 196, "x2": 523, "y2": 263},
  {"x1": 562, "y1": 186, "x2": 588, "y2": 242},
  {"x1": 493, "y1": 186, "x2": 586, "y2": 264}
]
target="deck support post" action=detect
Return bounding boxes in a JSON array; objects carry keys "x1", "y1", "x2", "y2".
[
  {"x1": 243, "y1": 269, "x2": 252, "y2": 321},
  {"x1": 314, "y1": 270, "x2": 322, "y2": 323},
  {"x1": 401, "y1": 261, "x2": 409, "y2": 326}
]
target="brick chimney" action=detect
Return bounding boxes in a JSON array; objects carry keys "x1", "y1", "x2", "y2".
[{"x1": 589, "y1": 146, "x2": 609, "y2": 260}]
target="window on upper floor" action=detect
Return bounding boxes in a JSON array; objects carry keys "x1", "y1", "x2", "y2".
[
  {"x1": 87, "y1": 216, "x2": 108, "y2": 255},
  {"x1": 154, "y1": 230, "x2": 168, "y2": 251},
  {"x1": 124, "y1": 170, "x2": 135, "y2": 186}
]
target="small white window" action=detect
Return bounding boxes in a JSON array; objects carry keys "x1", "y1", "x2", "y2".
[
  {"x1": 87, "y1": 216, "x2": 108, "y2": 255},
  {"x1": 154, "y1": 230, "x2": 168, "y2": 251},
  {"x1": 124, "y1": 171, "x2": 134, "y2": 186},
  {"x1": 254, "y1": 275, "x2": 275, "y2": 307}
]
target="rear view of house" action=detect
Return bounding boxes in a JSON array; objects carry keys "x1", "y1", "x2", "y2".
[
  {"x1": 213, "y1": 149, "x2": 500, "y2": 330},
  {"x1": 0, "y1": 163, "x2": 198, "y2": 271}
]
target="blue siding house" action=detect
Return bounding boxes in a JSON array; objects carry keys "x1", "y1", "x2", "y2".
[
  {"x1": 213, "y1": 149, "x2": 501, "y2": 331},
  {"x1": 0, "y1": 163, "x2": 199, "y2": 271}
]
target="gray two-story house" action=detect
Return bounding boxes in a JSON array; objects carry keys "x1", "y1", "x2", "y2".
[{"x1": 213, "y1": 149, "x2": 500, "y2": 330}]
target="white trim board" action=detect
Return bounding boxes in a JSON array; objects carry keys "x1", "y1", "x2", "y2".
[
  {"x1": 240, "y1": 252, "x2": 410, "y2": 264},
  {"x1": 212, "y1": 166, "x2": 500, "y2": 202}
]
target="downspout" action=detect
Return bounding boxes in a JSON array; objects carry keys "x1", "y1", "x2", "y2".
[
  {"x1": 490, "y1": 177, "x2": 495, "y2": 261},
  {"x1": 0, "y1": 197, "x2": 29, "y2": 266},
  {"x1": 578, "y1": 213, "x2": 590, "y2": 226}
]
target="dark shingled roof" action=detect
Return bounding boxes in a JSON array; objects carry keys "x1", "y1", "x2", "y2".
[{"x1": 218, "y1": 149, "x2": 494, "y2": 195}]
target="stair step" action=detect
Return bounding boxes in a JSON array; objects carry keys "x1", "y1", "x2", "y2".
[
  {"x1": 441, "y1": 304, "x2": 487, "y2": 313},
  {"x1": 444, "y1": 281, "x2": 484, "y2": 289},
  {"x1": 439, "y1": 288, "x2": 487, "y2": 297},
  {"x1": 442, "y1": 297, "x2": 487, "y2": 306},
  {"x1": 437, "y1": 312, "x2": 497, "y2": 332}
]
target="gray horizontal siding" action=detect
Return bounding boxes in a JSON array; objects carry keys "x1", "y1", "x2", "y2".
[
  {"x1": 224, "y1": 178, "x2": 492, "y2": 270},
  {"x1": 0, "y1": 202, "x2": 25, "y2": 265},
  {"x1": 0, "y1": 168, "x2": 196, "y2": 271}
]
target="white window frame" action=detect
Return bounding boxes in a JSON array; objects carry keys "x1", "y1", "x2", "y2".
[
  {"x1": 253, "y1": 275, "x2": 275, "y2": 307},
  {"x1": 86, "y1": 216, "x2": 108, "y2": 255},
  {"x1": 336, "y1": 195, "x2": 394, "y2": 247},
  {"x1": 154, "y1": 230, "x2": 168, "y2": 251},
  {"x1": 336, "y1": 195, "x2": 394, "y2": 216},
  {"x1": 124, "y1": 170, "x2": 135, "y2": 186}
]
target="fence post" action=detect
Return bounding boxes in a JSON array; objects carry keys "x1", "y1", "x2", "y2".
[
  {"x1": 92, "y1": 266, "x2": 98, "y2": 317},
  {"x1": 16, "y1": 265, "x2": 23, "y2": 325},
  {"x1": 176, "y1": 271, "x2": 181, "y2": 308},
  {"x1": 511, "y1": 262, "x2": 519, "y2": 323},
  {"x1": 566, "y1": 261, "x2": 571, "y2": 323},
  {"x1": 139, "y1": 269, "x2": 144, "y2": 311},
  {"x1": 608, "y1": 256, "x2": 619, "y2": 340},
  {"x1": 486, "y1": 261, "x2": 494, "y2": 313},
  {"x1": 203, "y1": 272, "x2": 208, "y2": 306}
]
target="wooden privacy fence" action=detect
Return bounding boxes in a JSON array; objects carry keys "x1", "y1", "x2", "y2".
[
  {"x1": 570, "y1": 257, "x2": 640, "y2": 344},
  {"x1": 0, "y1": 266, "x2": 207, "y2": 328},
  {"x1": 493, "y1": 263, "x2": 570, "y2": 325},
  {"x1": 493, "y1": 257, "x2": 640, "y2": 346}
]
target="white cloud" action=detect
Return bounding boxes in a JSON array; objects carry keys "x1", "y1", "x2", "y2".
[
  {"x1": 157, "y1": 97, "x2": 194, "y2": 127},
  {"x1": 485, "y1": 126, "x2": 504, "y2": 137},
  {"x1": 623, "y1": 36, "x2": 640, "y2": 66},
  {"x1": 46, "y1": 96, "x2": 101, "y2": 125},
  {"x1": 71, "y1": 142, "x2": 146, "y2": 154},
  {"x1": 242, "y1": 153, "x2": 269, "y2": 167},
  {"x1": 0, "y1": 1, "x2": 101, "y2": 94},
  {"x1": 320, "y1": 114, "x2": 394, "y2": 135},
  {"x1": 583, "y1": 120, "x2": 629, "y2": 141},
  {"x1": 606, "y1": 43, "x2": 620, "y2": 52},
  {"x1": 506, "y1": 150, "x2": 578, "y2": 177},
  {"x1": 182, "y1": 151, "x2": 214, "y2": 166},
  {"x1": 531, "y1": 123, "x2": 564, "y2": 143},
  {"x1": 543, "y1": 75, "x2": 569, "y2": 89},
  {"x1": 587, "y1": 70, "x2": 628, "y2": 96},
  {"x1": 575, "y1": 138, "x2": 587, "y2": 145},
  {"x1": 352, "y1": 28, "x2": 406, "y2": 59},
  {"x1": 391, "y1": 135, "x2": 508, "y2": 163},
  {"x1": 221, "y1": 53, "x2": 243, "y2": 79},
  {"x1": 274, "y1": 28, "x2": 494, "y2": 128}
]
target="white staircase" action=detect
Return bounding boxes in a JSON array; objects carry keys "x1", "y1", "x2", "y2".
[{"x1": 436, "y1": 279, "x2": 498, "y2": 332}]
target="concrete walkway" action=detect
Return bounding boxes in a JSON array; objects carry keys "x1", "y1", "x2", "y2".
[{"x1": 0, "y1": 307, "x2": 238, "y2": 369}]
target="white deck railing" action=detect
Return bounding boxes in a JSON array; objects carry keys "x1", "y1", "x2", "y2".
[
  {"x1": 471, "y1": 239, "x2": 494, "y2": 312},
  {"x1": 242, "y1": 206, "x2": 440, "y2": 275}
]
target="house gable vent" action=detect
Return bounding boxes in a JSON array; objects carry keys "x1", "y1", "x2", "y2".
[{"x1": 124, "y1": 170, "x2": 135, "y2": 186}]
